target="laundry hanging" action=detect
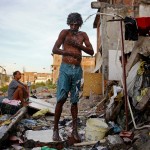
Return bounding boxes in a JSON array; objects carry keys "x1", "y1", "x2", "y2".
[{"x1": 124, "y1": 16, "x2": 138, "y2": 41}]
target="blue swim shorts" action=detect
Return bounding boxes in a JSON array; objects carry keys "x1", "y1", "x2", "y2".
[{"x1": 57, "y1": 63, "x2": 83, "y2": 104}]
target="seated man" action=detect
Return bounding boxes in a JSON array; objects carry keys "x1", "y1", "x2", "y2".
[{"x1": 8, "y1": 71, "x2": 29, "y2": 106}]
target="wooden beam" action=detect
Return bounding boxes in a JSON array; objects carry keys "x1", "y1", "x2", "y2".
[
  {"x1": 0, "y1": 107, "x2": 27, "y2": 144},
  {"x1": 93, "y1": 11, "x2": 100, "y2": 28},
  {"x1": 91, "y1": 1, "x2": 102, "y2": 9},
  {"x1": 126, "y1": 37, "x2": 150, "y2": 75},
  {"x1": 91, "y1": 1, "x2": 109, "y2": 9}
]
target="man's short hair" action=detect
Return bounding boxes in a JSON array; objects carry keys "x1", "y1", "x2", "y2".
[
  {"x1": 67, "y1": 12, "x2": 83, "y2": 26},
  {"x1": 13, "y1": 71, "x2": 20, "y2": 77}
]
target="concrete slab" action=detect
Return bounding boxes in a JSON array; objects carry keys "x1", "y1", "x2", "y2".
[
  {"x1": 25, "y1": 130, "x2": 64, "y2": 143},
  {"x1": 29, "y1": 97, "x2": 55, "y2": 114}
]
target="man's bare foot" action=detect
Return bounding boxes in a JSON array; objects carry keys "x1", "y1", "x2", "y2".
[
  {"x1": 53, "y1": 130, "x2": 62, "y2": 141},
  {"x1": 72, "y1": 129, "x2": 81, "y2": 142},
  {"x1": 22, "y1": 102, "x2": 31, "y2": 107}
]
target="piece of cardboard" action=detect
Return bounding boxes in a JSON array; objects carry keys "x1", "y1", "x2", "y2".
[
  {"x1": 83, "y1": 73, "x2": 102, "y2": 96},
  {"x1": 92, "y1": 52, "x2": 103, "y2": 73}
]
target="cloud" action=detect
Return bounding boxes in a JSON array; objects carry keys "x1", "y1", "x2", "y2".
[{"x1": 0, "y1": 0, "x2": 97, "y2": 75}]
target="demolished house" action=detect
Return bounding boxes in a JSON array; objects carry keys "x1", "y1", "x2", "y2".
[{"x1": 0, "y1": 0, "x2": 150, "y2": 149}]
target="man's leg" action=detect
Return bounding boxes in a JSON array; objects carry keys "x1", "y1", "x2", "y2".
[
  {"x1": 70, "y1": 66, "x2": 82, "y2": 142},
  {"x1": 53, "y1": 99, "x2": 66, "y2": 141},
  {"x1": 13, "y1": 87, "x2": 23, "y2": 101},
  {"x1": 71, "y1": 103, "x2": 81, "y2": 142},
  {"x1": 23, "y1": 89, "x2": 29, "y2": 100},
  {"x1": 22, "y1": 88, "x2": 29, "y2": 106},
  {"x1": 13, "y1": 87, "x2": 28, "y2": 106},
  {"x1": 53, "y1": 63, "x2": 70, "y2": 141}
]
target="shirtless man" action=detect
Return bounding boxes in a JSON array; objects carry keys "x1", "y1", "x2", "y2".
[
  {"x1": 8, "y1": 71, "x2": 29, "y2": 106},
  {"x1": 52, "y1": 12, "x2": 94, "y2": 142}
]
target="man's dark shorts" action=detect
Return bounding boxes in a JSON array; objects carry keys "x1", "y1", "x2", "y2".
[{"x1": 57, "y1": 63, "x2": 82, "y2": 104}]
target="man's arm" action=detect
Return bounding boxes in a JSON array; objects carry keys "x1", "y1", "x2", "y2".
[
  {"x1": 82, "y1": 32, "x2": 94, "y2": 56},
  {"x1": 52, "y1": 30, "x2": 66, "y2": 55},
  {"x1": 65, "y1": 32, "x2": 94, "y2": 56},
  {"x1": 17, "y1": 81, "x2": 28, "y2": 91},
  {"x1": 9, "y1": 80, "x2": 26, "y2": 91},
  {"x1": 52, "y1": 30, "x2": 74, "y2": 57}
]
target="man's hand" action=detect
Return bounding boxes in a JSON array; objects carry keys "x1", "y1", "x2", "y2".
[{"x1": 66, "y1": 39, "x2": 82, "y2": 49}]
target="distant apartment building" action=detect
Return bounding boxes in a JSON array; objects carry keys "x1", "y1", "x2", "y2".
[
  {"x1": 21, "y1": 72, "x2": 36, "y2": 84},
  {"x1": 20, "y1": 72, "x2": 52, "y2": 84},
  {"x1": 35, "y1": 73, "x2": 52, "y2": 83},
  {"x1": 52, "y1": 54, "x2": 95, "y2": 84}
]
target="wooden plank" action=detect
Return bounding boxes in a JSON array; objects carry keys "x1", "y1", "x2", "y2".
[
  {"x1": 126, "y1": 37, "x2": 150, "y2": 75},
  {"x1": 126, "y1": 38, "x2": 144, "y2": 75},
  {"x1": 0, "y1": 107, "x2": 27, "y2": 144}
]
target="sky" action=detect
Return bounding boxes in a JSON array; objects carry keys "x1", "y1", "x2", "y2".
[{"x1": 0, "y1": 0, "x2": 97, "y2": 75}]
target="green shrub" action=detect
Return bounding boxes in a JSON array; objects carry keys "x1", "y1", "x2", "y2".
[
  {"x1": 30, "y1": 81, "x2": 56, "y2": 90},
  {"x1": 0, "y1": 85, "x2": 8, "y2": 93}
]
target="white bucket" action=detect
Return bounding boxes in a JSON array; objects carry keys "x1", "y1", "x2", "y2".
[{"x1": 85, "y1": 118, "x2": 109, "y2": 141}]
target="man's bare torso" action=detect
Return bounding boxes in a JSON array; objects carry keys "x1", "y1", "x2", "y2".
[{"x1": 62, "y1": 29, "x2": 85, "y2": 65}]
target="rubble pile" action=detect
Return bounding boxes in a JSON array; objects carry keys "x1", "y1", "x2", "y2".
[{"x1": 0, "y1": 79, "x2": 149, "y2": 150}]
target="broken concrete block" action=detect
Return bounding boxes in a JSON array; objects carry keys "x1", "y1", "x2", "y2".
[{"x1": 25, "y1": 130, "x2": 64, "y2": 143}]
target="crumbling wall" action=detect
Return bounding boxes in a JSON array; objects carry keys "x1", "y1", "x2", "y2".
[
  {"x1": 101, "y1": 5, "x2": 134, "y2": 80},
  {"x1": 100, "y1": 2, "x2": 150, "y2": 80},
  {"x1": 139, "y1": 2, "x2": 150, "y2": 17}
]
